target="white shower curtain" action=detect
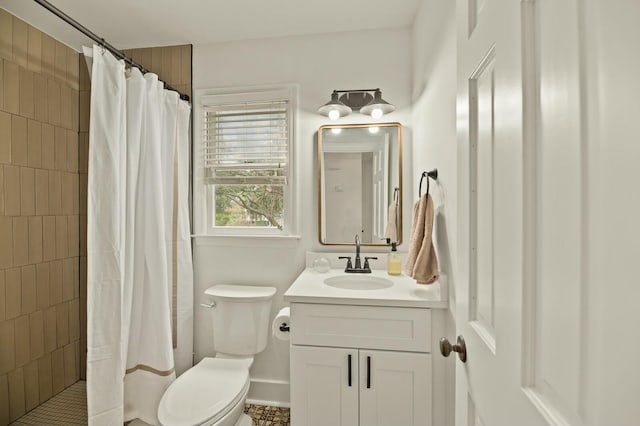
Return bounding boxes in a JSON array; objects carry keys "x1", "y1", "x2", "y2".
[{"x1": 86, "y1": 46, "x2": 193, "y2": 425}]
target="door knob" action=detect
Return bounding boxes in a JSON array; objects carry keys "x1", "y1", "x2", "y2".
[{"x1": 439, "y1": 335, "x2": 467, "y2": 363}]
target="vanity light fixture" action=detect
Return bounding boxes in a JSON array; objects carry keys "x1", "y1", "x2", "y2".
[{"x1": 318, "y1": 88, "x2": 395, "y2": 120}]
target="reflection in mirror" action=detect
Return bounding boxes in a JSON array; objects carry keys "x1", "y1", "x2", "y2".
[{"x1": 318, "y1": 123, "x2": 402, "y2": 246}]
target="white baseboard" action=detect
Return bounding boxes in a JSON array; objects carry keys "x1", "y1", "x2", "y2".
[{"x1": 247, "y1": 378, "x2": 290, "y2": 407}]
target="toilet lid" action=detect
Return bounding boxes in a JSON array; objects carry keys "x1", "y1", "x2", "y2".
[{"x1": 158, "y1": 358, "x2": 250, "y2": 426}]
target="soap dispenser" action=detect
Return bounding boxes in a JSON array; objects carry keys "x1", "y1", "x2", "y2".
[{"x1": 387, "y1": 242, "x2": 402, "y2": 275}]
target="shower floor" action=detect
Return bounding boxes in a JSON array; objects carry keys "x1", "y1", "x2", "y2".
[
  {"x1": 11, "y1": 381, "x2": 87, "y2": 425},
  {"x1": 11, "y1": 381, "x2": 291, "y2": 426}
]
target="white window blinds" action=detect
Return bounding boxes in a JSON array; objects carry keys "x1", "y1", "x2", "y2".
[{"x1": 202, "y1": 100, "x2": 289, "y2": 186}]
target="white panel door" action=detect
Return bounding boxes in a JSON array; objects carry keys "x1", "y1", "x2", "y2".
[
  {"x1": 455, "y1": 0, "x2": 640, "y2": 425},
  {"x1": 359, "y1": 350, "x2": 432, "y2": 426},
  {"x1": 290, "y1": 346, "x2": 358, "y2": 426},
  {"x1": 455, "y1": 0, "x2": 546, "y2": 424}
]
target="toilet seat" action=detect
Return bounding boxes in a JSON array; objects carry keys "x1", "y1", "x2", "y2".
[{"x1": 158, "y1": 358, "x2": 250, "y2": 426}]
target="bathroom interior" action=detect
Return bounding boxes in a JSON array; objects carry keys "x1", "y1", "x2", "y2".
[{"x1": 0, "y1": 0, "x2": 639, "y2": 425}]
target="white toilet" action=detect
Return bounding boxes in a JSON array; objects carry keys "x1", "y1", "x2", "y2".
[{"x1": 158, "y1": 284, "x2": 277, "y2": 426}]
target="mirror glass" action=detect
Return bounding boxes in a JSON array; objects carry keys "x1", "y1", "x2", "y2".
[{"x1": 318, "y1": 123, "x2": 402, "y2": 245}]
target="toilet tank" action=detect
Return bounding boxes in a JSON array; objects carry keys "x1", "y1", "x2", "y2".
[{"x1": 204, "y1": 285, "x2": 277, "y2": 356}]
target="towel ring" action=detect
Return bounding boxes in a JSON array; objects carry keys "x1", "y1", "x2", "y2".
[{"x1": 418, "y1": 169, "x2": 438, "y2": 198}]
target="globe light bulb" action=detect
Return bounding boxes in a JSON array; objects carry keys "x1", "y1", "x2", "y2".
[
  {"x1": 328, "y1": 109, "x2": 340, "y2": 120},
  {"x1": 368, "y1": 126, "x2": 380, "y2": 134},
  {"x1": 371, "y1": 108, "x2": 383, "y2": 119},
  {"x1": 331, "y1": 128, "x2": 342, "y2": 135}
]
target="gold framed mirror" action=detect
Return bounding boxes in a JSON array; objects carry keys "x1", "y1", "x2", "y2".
[{"x1": 318, "y1": 122, "x2": 402, "y2": 246}]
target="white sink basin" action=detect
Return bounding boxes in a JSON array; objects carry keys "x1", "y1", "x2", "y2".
[{"x1": 324, "y1": 275, "x2": 393, "y2": 291}]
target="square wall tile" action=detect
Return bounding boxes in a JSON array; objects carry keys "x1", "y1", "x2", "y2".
[
  {"x1": 67, "y1": 129, "x2": 78, "y2": 172},
  {"x1": 8, "y1": 368, "x2": 25, "y2": 421},
  {"x1": 27, "y1": 119, "x2": 42, "y2": 168},
  {"x1": 41, "y1": 123, "x2": 54, "y2": 169},
  {"x1": 3, "y1": 60, "x2": 19, "y2": 114},
  {"x1": 54, "y1": 126, "x2": 66, "y2": 171},
  {"x1": 29, "y1": 310, "x2": 44, "y2": 360},
  {"x1": 63, "y1": 342, "x2": 75, "y2": 387},
  {"x1": 54, "y1": 41, "x2": 66, "y2": 84},
  {"x1": 24, "y1": 360, "x2": 39, "y2": 411},
  {"x1": 27, "y1": 25, "x2": 42, "y2": 74},
  {"x1": 62, "y1": 257, "x2": 74, "y2": 302},
  {"x1": 79, "y1": 90, "x2": 90, "y2": 132},
  {"x1": 12, "y1": 216, "x2": 29, "y2": 266},
  {"x1": 0, "y1": 111, "x2": 11, "y2": 164},
  {"x1": 68, "y1": 214, "x2": 79, "y2": 257},
  {"x1": 61, "y1": 172, "x2": 73, "y2": 215},
  {"x1": 0, "y1": 320, "x2": 15, "y2": 374},
  {"x1": 49, "y1": 260, "x2": 62, "y2": 305},
  {"x1": 56, "y1": 302, "x2": 69, "y2": 348},
  {"x1": 20, "y1": 166, "x2": 35, "y2": 216},
  {"x1": 55, "y1": 215, "x2": 68, "y2": 258},
  {"x1": 11, "y1": 114, "x2": 27, "y2": 166},
  {"x1": 34, "y1": 73, "x2": 48, "y2": 123},
  {"x1": 3, "y1": 164, "x2": 20, "y2": 216},
  {"x1": 41, "y1": 33, "x2": 55, "y2": 78},
  {"x1": 60, "y1": 85, "x2": 72, "y2": 130},
  {"x1": 0, "y1": 373, "x2": 9, "y2": 425},
  {"x1": 12, "y1": 16, "x2": 28, "y2": 68},
  {"x1": 48, "y1": 170, "x2": 61, "y2": 215},
  {"x1": 35, "y1": 168, "x2": 49, "y2": 215},
  {"x1": 14, "y1": 314, "x2": 30, "y2": 368},
  {"x1": 50, "y1": 347, "x2": 63, "y2": 394},
  {"x1": 37, "y1": 353, "x2": 52, "y2": 403},
  {"x1": 0, "y1": 58, "x2": 3, "y2": 109},
  {"x1": 43, "y1": 307, "x2": 56, "y2": 354},
  {"x1": 67, "y1": 50, "x2": 79, "y2": 90},
  {"x1": 47, "y1": 78, "x2": 61, "y2": 126},
  {"x1": 19, "y1": 67, "x2": 34, "y2": 119},
  {"x1": 42, "y1": 215, "x2": 56, "y2": 261},
  {"x1": 0, "y1": 271, "x2": 4, "y2": 321},
  {"x1": 28, "y1": 216, "x2": 43, "y2": 263},
  {"x1": 0, "y1": 216, "x2": 13, "y2": 268},
  {"x1": 68, "y1": 298, "x2": 79, "y2": 342},
  {"x1": 21, "y1": 264, "x2": 36, "y2": 315},
  {"x1": 5, "y1": 268, "x2": 20, "y2": 320},
  {"x1": 36, "y1": 262, "x2": 50, "y2": 310},
  {"x1": 0, "y1": 9, "x2": 12, "y2": 60}
]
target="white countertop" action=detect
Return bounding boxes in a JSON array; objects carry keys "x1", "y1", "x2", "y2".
[{"x1": 284, "y1": 267, "x2": 448, "y2": 309}]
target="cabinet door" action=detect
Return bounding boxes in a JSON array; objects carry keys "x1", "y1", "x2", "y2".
[
  {"x1": 359, "y1": 350, "x2": 432, "y2": 426},
  {"x1": 290, "y1": 345, "x2": 359, "y2": 426}
]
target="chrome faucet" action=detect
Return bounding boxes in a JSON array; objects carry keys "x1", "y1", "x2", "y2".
[{"x1": 339, "y1": 234, "x2": 377, "y2": 273}]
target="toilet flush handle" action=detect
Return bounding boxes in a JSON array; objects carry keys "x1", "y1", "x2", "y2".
[{"x1": 200, "y1": 301, "x2": 216, "y2": 308}]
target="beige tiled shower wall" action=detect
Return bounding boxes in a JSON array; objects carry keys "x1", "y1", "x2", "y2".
[{"x1": 0, "y1": 9, "x2": 82, "y2": 425}]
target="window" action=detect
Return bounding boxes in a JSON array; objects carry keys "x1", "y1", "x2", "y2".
[{"x1": 195, "y1": 87, "x2": 297, "y2": 236}]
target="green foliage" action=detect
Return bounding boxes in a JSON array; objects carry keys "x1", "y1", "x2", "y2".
[{"x1": 215, "y1": 185, "x2": 284, "y2": 229}]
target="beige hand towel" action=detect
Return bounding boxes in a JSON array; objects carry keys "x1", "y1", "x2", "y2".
[
  {"x1": 384, "y1": 203, "x2": 398, "y2": 243},
  {"x1": 404, "y1": 195, "x2": 439, "y2": 284}
]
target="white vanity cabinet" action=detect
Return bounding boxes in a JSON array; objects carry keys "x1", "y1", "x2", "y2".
[{"x1": 289, "y1": 303, "x2": 434, "y2": 426}]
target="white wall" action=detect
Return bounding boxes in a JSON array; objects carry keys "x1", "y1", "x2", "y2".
[
  {"x1": 192, "y1": 27, "x2": 412, "y2": 404},
  {"x1": 411, "y1": 0, "x2": 457, "y2": 424}
]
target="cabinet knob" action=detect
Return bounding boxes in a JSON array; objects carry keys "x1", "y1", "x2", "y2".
[{"x1": 439, "y1": 335, "x2": 467, "y2": 363}]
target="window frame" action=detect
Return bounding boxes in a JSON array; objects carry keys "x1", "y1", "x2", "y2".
[{"x1": 194, "y1": 85, "x2": 298, "y2": 237}]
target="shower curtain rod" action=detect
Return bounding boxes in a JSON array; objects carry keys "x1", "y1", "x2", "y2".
[{"x1": 33, "y1": 0, "x2": 190, "y2": 102}]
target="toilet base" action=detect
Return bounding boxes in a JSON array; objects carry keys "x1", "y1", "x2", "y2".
[{"x1": 235, "y1": 414, "x2": 252, "y2": 426}]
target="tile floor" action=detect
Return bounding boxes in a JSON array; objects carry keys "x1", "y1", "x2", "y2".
[{"x1": 11, "y1": 381, "x2": 291, "y2": 426}]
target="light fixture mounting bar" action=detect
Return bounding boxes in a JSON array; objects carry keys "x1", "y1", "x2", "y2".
[{"x1": 332, "y1": 88, "x2": 380, "y2": 94}]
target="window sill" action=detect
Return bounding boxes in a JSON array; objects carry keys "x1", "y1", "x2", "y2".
[{"x1": 192, "y1": 234, "x2": 302, "y2": 248}]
